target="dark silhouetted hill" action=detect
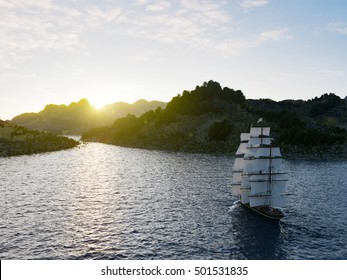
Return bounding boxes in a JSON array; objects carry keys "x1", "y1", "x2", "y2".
[{"x1": 81, "y1": 81, "x2": 347, "y2": 158}]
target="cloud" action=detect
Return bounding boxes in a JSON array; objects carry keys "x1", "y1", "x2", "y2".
[
  {"x1": 0, "y1": 71, "x2": 37, "y2": 80},
  {"x1": 86, "y1": 6, "x2": 123, "y2": 22},
  {"x1": 36, "y1": 88, "x2": 60, "y2": 98},
  {"x1": 216, "y1": 28, "x2": 293, "y2": 55},
  {"x1": 137, "y1": 0, "x2": 150, "y2": 5},
  {"x1": 149, "y1": 0, "x2": 230, "y2": 45},
  {"x1": 259, "y1": 28, "x2": 294, "y2": 42},
  {"x1": 179, "y1": 0, "x2": 230, "y2": 23},
  {"x1": 241, "y1": 0, "x2": 269, "y2": 8},
  {"x1": 327, "y1": 22, "x2": 347, "y2": 35},
  {"x1": 0, "y1": 1, "x2": 85, "y2": 69},
  {"x1": 84, "y1": 0, "x2": 232, "y2": 50},
  {"x1": 0, "y1": 0, "x2": 52, "y2": 10},
  {"x1": 319, "y1": 69, "x2": 344, "y2": 78},
  {"x1": 0, "y1": 0, "x2": 292, "y2": 69},
  {"x1": 145, "y1": 0, "x2": 172, "y2": 12}
]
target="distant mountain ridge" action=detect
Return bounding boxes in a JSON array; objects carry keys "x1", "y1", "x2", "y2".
[
  {"x1": 11, "y1": 99, "x2": 167, "y2": 135},
  {"x1": 99, "y1": 99, "x2": 167, "y2": 119},
  {"x1": 11, "y1": 99, "x2": 112, "y2": 135}
]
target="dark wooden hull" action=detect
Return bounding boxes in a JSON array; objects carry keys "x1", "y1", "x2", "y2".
[{"x1": 242, "y1": 203, "x2": 284, "y2": 221}]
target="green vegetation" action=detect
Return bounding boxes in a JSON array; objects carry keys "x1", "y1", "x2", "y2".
[
  {"x1": 247, "y1": 93, "x2": 347, "y2": 157},
  {"x1": 82, "y1": 81, "x2": 252, "y2": 154},
  {"x1": 208, "y1": 119, "x2": 234, "y2": 141},
  {"x1": 81, "y1": 81, "x2": 347, "y2": 158},
  {"x1": 6, "y1": 81, "x2": 345, "y2": 158},
  {"x1": 309, "y1": 93, "x2": 342, "y2": 116},
  {"x1": 165, "y1": 80, "x2": 246, "y2": 115},
  {"x1": 0, "y1": 120, "x2": 78, "y2": 157}
]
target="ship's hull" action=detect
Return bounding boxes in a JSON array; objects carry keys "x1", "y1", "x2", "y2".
[{"x1": 242, "y1": 203, "x2": 284, "y2": 221}]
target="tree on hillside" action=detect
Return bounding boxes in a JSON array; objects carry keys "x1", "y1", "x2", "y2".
[
  {"x1": 310, "y1": 93, "x2": 342, "y2": 115},
  {"x1": 166, "y1": 80, "x2": 246, "y2": 115},
  {"x1": 208, "y1": 119, "x2": 234, "y2": 141}
]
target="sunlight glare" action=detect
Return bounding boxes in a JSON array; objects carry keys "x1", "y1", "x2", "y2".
[{"x1": 88, "y1": 96, "x2": 115, "y2": 109}]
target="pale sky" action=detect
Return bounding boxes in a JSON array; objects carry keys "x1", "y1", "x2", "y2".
[{"x1": 1, "y1": 0, "x2": 347, "y2": 120}]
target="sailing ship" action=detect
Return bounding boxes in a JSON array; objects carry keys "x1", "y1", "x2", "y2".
[{"x1": 232, "y1": 118, "x2": 287, "y2": 220}]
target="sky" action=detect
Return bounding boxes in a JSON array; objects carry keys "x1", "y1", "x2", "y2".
[{"x1": 1, "y1": 0, "x2": 347, "y2": 120}]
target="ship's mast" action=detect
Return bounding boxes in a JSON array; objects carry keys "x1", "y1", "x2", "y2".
[
  {"x1": 267, "y1": 145, "x2": 272, "y2": 206},
  {"x1": 261, "y1": 122, "x2": 271, "y2": 207}
]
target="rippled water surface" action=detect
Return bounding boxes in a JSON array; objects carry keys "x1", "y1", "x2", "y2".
[{"x1": 1, "y1": 143, "x2": 346, "y2": 259}]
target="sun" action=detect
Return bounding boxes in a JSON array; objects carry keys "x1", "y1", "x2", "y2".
[{"x1": 88, "y1": 95, "x2": 116, "y2": 109}]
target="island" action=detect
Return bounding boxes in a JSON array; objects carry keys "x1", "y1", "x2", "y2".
[
  {"x1": 0, "y1": 120, "x2": 79, "y2": 157},
  {"x1": 81, "y1": 81, "x2": 347, "y2": 159}
]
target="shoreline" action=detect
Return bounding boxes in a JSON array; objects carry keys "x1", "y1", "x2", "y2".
[
  {"x1": 79, "y1": 140, "x2": 347, "y2": 160},
  {"x1": 0, "y1": 137, "x2": 79, "y2": 158}
]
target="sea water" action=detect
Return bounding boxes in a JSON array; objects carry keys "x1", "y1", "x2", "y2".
[{"x1": 0, "y1": 143, "x2": 346, "y2": 259}]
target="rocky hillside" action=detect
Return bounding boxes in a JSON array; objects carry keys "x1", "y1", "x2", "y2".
[
  {"x1": 0, "y1": 120, "x2": 78, "y2": 157},
  {"x1": 81, "y1": 81, "x2": 347, "y2": 159}
]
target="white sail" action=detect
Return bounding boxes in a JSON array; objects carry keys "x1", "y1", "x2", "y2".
[
  {"x1": 232, "y1": 185, "x2": 241, "y2": 196},
  {"x1": 232, "y1": 172, "x2": 242, "y2": 196},
  {"x1": 250, "y1": 195, "x2": 286, "y2": 208},
  {"x1": 270, "y1": 194, "x2": 286, "y2": 208},
  {"x1": 236, "y1": 132, "x2": 251, "y2": 156},
  {"x1": 250, "y1": 173, "x2": 286, "y2": 182},
  {"x1": 248, "y1": 136, "x2": 271, "y2": 147},
  {"x1": 249, "y1": 196, "x2": 268, "y2": 207},
  {"x1": 252, "y1": 158, "x2": 284, "y2": 174},
  {"x1": 270, "y1": 147, "x2": 282, "y2": 157},
  {"x1": 244, "y1": 146, "x2": 258, "y2": 159},
  {"x1": 232, "y1": 172, "x2": 242, "y2": 184},
  {"x1": 241, "y1": 133, "x2": 250, "y2": 142},
  {"x1": 249, "y1": 180, "x2": 269, "y2": 196},
  {"x1": 241, "y1": 191, "x2": 250, "y2": 204},
  {"x1": 241, "y1": 176, "x2": 250, "y2": 189},
  {"x1": 271, "y1": 158, "x2": 284, "y2": 173},
  {"x1": 236, "y1": 143, "x2": 248, "y2": 156},
  {"x1": 232, "y1": 158, "x2": 244, "y2": 172},
  {"x1": 255, "y1": 146, "x2": 282, "y2": 158},
  {"x1": 270, "y1": 180, "x2": 286, "y2": 196},
  {"x1": 250, "y1": 127, "x2": 270, "y2": 137},
  {"x1": 232, "y1": 155, "x2": 244, "y2": 198},
  {"x1": 249, "y1": 179, "x2": 286, "y2": 207},
  {"x1": 249, "y1": 179, "x2": 285, "y2": 194},
  {"x1": 250, "y1": 158, "x2": 269, "y2": 173}
]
